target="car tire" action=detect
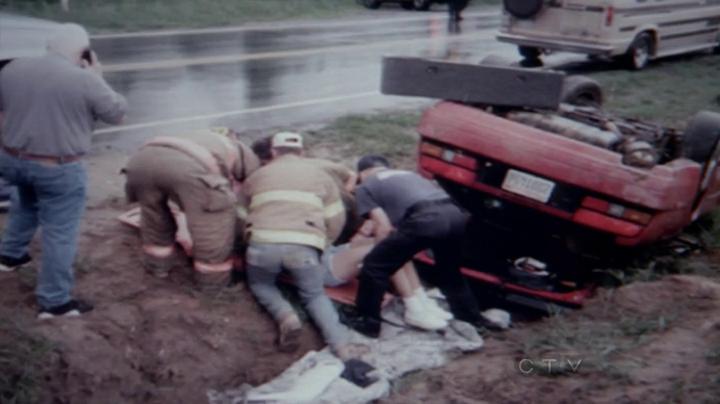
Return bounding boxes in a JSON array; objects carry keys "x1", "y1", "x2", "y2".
[
  {"x1": 518, "y1": 45, "x2": 541, "y2": 59},
  {"x1": 623, "y1": 32, "x2": 653, "y2": 70},
  {"x1": 503, "y1": 0, "x2": 543, "y2": 19},
  {"x1": 361, "y1": 0, "x2": 383, "y2": 9},
  {"x1": 560, "y1": 75, "x2": 604, "y2": 108},
  {"x1": 683, "y1": 111, "x2": 720, "y2": 190},
  {"x1": 414, "y1": 0, "x2": 433, "y2": 11}
]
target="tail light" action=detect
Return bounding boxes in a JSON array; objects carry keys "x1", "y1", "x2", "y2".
[
  {"x1": 605, "y1": 6, "x2": 614, "y2": 26},
  {"x1": 420, "y1": 142, "x2": 477, "y2": 170},
  {"x1": 580, "y1": 196, "x2": 652, "y2": 225}
]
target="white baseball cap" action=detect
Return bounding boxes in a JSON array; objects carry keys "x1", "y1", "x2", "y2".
[{"x1": 271, "y1": 132, "x2": 303, "y2": 148}]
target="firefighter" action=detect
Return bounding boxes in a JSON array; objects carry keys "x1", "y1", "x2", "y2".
[
  {"x1": 242, "y1": 132, "x2": 359, "y2": 357},
  {"x1": 124, "y1": 127, "x2": 259, "y2": 288},
  {"x1": 251, "y1": 134, "x2": 359, "y2": 243}
]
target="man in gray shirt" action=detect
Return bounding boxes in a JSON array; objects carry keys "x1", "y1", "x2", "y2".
[
  {"x1": 0, "y1": 23, "x2": 127, "y2": 319},
  {"x1": 344, "y1": 155, "x2": 486, "y2": 337}
]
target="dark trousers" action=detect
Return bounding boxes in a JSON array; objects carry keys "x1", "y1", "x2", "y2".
[
  {"x1": 448, "y1": 0, "x2": 469, "y2": 19},
  {"x1": 355, "y1": 202, "x2": 481, "y2": 323}
]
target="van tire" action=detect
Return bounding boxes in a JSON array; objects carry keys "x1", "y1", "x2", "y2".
[
  {"x1": 414, "y1": 0, "x2": 432, "y2": 11},
  {"x1": 503, "y1": 0, "x2": 543, "y2": 19},
  {"x1": 623, "y1": 33, "x2": 653, "y2": 70},
  {"x1": 561, "y1": 75, "x2": 604, "y2": 107},
  {"x1": 361, "y1": 0, "x2": 382, "y2": 9},
  {"x1": 518, "y1": 46, "x2": 541, "y2": 59},
  {"x1": 683, "y1": 111, "x2": 720, "y2": 191}
]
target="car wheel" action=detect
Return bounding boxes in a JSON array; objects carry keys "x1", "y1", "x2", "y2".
[
  {"x1": 503, "y1": 0, "x2": 543, "y2": 19},
  {"x1": 414, "y1": 0, "x2": 433, "y2": 11},
  {"x1": 401, "y1": 1, "x2": 415, "y2": 9},
  {"x1": 560, "y1": 75, "x2": 604, "y2": 108},
  {"x1": 361, "y1": 0, "x2": 383, "y2": 9},
  {"x1": 683, "y1": 111, "x2": 720, "y2": 190},
  {"x1": 623, "y1": 32, "x2": 653, "y2": 70}
]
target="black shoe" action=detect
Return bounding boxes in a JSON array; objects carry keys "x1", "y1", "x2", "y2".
[
  {"x1": 343, "y1": 315, "x2": 382, "y2": 339},
  {"x1": 0, "y1": 254, "x2": 31, "y2": 272},
  {"x1": 38, "y1": 299, "x2": 94, "y2": 320}
]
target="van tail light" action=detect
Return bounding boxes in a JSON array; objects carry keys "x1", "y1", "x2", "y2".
[
  {"x1": 580, "y1": 196, "x2": 652, "y2": 225},
  {"x1": 605, "y1": 6, "x2": 614, "y2": 26},
  {"x1": 420, "y1": 142, "x2": 477, "y2": 170}
]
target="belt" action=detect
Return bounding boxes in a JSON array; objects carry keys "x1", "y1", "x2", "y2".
[
  {"x1": 2, "y1": 146, "x2": 83, "y2": 165},
  {"x1": 403, "y1": 198, "x2": 453, "y2": 220}
]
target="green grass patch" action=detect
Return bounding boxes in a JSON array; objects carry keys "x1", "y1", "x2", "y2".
[
  {"x1": 593, "y1": 53, "x2": 720, "y2": 128},
  {"x1": 1, "y1": 0, "x2": 501, "y2": 33},
  {"x1": 521, "y1": 309, "x2": 676, "y2": 379},
  {"x1": 306, "y1": 111, "x2": 422, "y2": 167},
  {"x1": 0, "y1": 312, "x2": 55, "y2": 404},
  {"x1": 2, "y1": 0, "x2": 365, "y2": 32}
]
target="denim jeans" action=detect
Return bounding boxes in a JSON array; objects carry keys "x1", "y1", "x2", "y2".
[
  {"x1": 0, "y1": 152, "x2": 87, "y2": 308},
  {"x1": 246, "y1": 242, "x2": 349, "y2": 347}
]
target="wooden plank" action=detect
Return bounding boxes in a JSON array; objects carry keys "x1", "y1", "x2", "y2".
[{"x1": 381, "y1": 56, "x2": 564, "y2": 109}]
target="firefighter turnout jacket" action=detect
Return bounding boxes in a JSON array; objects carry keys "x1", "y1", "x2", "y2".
[{"x1": 242, "y1": 154, "x2": 345, "y2": 250}]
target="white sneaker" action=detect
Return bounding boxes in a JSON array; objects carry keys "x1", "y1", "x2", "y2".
[
  {"x1": 423, "y1": 298, "x2": 453, "y2": 321},
  {"x1": 404, "y1": 307, "x2": 448, "y2": 331}
]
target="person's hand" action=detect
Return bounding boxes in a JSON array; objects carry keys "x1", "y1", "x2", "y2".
[{"x1": 81, "y1": 50, "x2": 103, "y2": 75}]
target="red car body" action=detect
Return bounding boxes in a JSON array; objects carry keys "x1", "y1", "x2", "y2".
[{"x1": 414, "y1": 101, "x2": 720, "y2": 307}]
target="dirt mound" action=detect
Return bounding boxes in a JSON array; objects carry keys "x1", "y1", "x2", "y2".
[
  {"x1": 384, "y1": 275, "x2": 720, "y2": 404},
  {"x1": 2, "y1": 150, "x2": 720, "y2": 403},
  {"x1": 0, "y1": 203, "x2": 325, "y2": 404}
]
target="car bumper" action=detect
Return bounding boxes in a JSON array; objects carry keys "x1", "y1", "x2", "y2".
[
  {"x1": 496, "y1": 32, "x2": 618, "y2": 55},
  {"x1": 417, "y1": 102, "x2": 702, "y2": 246}
]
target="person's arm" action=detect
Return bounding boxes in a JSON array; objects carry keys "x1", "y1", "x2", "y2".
[
  {"x1": 233, "y1": 141, "x2": 261, "y2": 182},
  {"x1": 84, "y1": 52, "x2": 127, "y2": 125},
  {"x1": 323, "y1": 180, "x2": 345, "y2": 244},
  {"x1": 368, "y1": 207, "x2": 393, "y2": 242}
]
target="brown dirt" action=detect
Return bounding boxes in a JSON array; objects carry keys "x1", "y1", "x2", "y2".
[{"x1": 2, "y1": 148, "x2": 720, "y2": 404}]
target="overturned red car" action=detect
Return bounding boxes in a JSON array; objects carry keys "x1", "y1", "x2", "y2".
[{"x1": 382, "y1": 57, "x2": 720, "y2": 308}]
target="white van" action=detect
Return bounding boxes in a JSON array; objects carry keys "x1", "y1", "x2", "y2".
[{"x1": 497, "y1": 0, "x2": 720, "y2": 69}]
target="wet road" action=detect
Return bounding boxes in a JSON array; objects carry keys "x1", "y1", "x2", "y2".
[
  {"x1": 1, "y1": 10, "x2": 581, "y2": 150},
  {"x1": 89, "y1": 9, "x2": 519, "y2": 149}
]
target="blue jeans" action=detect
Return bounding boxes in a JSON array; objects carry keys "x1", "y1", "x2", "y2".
[
  {"x1": 246, "y1": 242, "x2": 349, "y2": 347},
  {"x1": 0, "y1": 152, "x2": 87, "y2": 308}
]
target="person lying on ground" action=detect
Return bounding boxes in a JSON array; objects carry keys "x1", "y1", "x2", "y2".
[
  {"x1": 322, "y1": 219, "x2": 453, "y2": 331},
  {"x1": 242, "y1": 132, "x2": 366, "y2": 360},
  {"x1": 123, "y1": 127, "x2": 259, "y2": 289}
]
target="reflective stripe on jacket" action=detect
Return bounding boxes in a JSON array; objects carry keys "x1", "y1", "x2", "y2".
[{"x1": 243, "y1": 154, "x2": 345, "y2": 250}]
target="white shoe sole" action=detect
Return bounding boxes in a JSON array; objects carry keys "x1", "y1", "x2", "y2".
[
  {"x1": 404, "y1": 316, "x2": 448, "y2": 331},
  {"x1": 0, "y1": 262, "x2": 25, "y2": 272},
  {"x1": 37, "y1": 309, "x2": 81, "y2": 320}
]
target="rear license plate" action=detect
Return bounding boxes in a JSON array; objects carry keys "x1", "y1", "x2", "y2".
[{"x1": 501, "y1": 169, "x2": 555, "y2": 203}]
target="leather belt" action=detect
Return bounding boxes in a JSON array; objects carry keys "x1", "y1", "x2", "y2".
[{"x1": 2, "y1": 146, "x2": 83, "y2": 165}]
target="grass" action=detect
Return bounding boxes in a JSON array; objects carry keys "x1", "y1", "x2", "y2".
[
  {"x1": 306, "y1": 111, "x2": 422, "y2": 168},
  {"x1": 0, "y1": 311, "x2": 55, "y2": 404},
  {"x1": 591, "y1": 53, "x2": 720, "y2": 128},
  {"x1": 521, "y1": 308, "x2": 676, "y2": 379},
  {"x1": 1, "y1": 0, "x2": 501, "y2": 33}
]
